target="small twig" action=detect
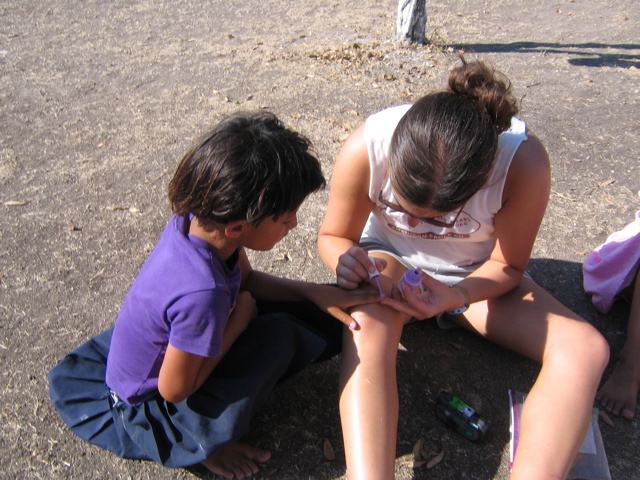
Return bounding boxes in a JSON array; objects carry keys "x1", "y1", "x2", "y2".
[
  {"x1": 551, "y1": 190, "x2": 577, "y2": 202},
  {"x1": 89, "y1": 268, "x2": 106, "y2": 282}
]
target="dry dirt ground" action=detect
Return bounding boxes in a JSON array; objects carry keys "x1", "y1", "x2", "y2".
[{"x1": 1, "y1": 1, "x2": 639, "y2": 479}]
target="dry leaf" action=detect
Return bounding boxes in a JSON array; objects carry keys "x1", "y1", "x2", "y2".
[
  {"x1": 599, "y1": 410, "x2": 615, "y2": 427},
  {"x1": 418, "y1": 441, "x2": 430, "y2": 460},
  {"x1": 323, "y1": 439, "x2": 336, "y2": 460},
  {"x1": 412, "y1": 438, "x2": 424, "y2": 460},
  {"x1": 426, "y1": 449, "x2": 444, "y2": 469},
  {"x1": 4, "y1": 200, "x2": 27, "y2": 206}
]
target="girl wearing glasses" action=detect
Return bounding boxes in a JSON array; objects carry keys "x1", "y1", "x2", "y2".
[{"x1": 317, "y1": 58, "x2": 608, "y2": 480}]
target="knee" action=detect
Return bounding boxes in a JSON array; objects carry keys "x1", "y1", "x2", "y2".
[
  {"x1": 589, "y1": 328, "x2": 610, "y2": 372},
  {"x1": 349, "y1": 302, "x2": 407, "y2": 333},
  {"x1": 346, "y1": 303, "x2": 407, "y2": 354},
  {"x1": 553, "y1": 320, "x2": 610, "y2": 374},
  {"x1": 581, "y1": 323, "x2": 610, "y2": 371}
]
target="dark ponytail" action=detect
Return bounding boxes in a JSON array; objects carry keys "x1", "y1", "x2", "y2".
[{"x1": 447, "y1": 57, "x2": 517, "y2": 134}]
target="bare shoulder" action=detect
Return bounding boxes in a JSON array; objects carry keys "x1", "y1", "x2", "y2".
[
  {"x1": 319, "y1": 122, "x2": 374, "y2": 242},
  {"x1": 327, "y1": 123, "x2": 372, "y2": 203},
  {"x1": 504, "y1": 130, "x2": 551, "y2": 201},
  {"x1": 334, "y1": 123, "x2": 370, "y2": 173},
  {"x1": 510, "y1": 130, "x2": 550, "y2": 178}
]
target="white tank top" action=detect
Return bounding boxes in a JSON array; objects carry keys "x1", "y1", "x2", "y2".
[{"x1": 362, "y1": 104, "x2": 528, "y2": 284}]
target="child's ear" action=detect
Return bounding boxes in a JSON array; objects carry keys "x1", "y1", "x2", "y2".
[{"x1": 224, "y1": 220, "x2": 247, "y2": 239}]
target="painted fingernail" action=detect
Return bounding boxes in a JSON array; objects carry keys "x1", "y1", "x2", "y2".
[{"x1": 349, "y1": 321, "x2": 358, "y2": 330}]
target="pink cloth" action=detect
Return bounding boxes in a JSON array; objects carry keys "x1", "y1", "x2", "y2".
[{"x1": 583, "y1": 211, "x2": 640, "y2": 314}]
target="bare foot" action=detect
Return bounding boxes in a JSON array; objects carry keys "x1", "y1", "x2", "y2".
[
  {"x1": 201, "y1": 441, "x2": 271, "y2": 479},
  {"x1": 596, "y1": 359, "x2": 640, "y2": 420}
]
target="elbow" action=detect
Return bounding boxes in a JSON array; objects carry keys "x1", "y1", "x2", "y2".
[
  {"x1": 158, "y1": 382, "x2": 191, "y2": 404},
  {"x1": 161, "y1": 391, "x2": 189, "y2": 404},
  {"x1": 317, "y1": 233, "x2": 338, "y2": 270},
  {"x1": 316, "y1": 231, "x2": 327, "y2": 252}
]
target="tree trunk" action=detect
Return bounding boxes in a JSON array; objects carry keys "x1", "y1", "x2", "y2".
[{"x1": 396, "y1": 0, "x2": 427, "y2": 44}]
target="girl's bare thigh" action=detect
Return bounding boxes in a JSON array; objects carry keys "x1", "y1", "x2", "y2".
[{"x1": 451, "y1": 277, "x2": 601, "y2": 363}]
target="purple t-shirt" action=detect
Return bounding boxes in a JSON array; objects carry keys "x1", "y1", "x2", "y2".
[{"x1": 106, "y1": 214, "x2": 242, "y2": 405}]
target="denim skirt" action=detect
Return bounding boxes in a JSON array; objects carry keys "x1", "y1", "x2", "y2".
[{"x1": 49, "y1": 307, "x2": 337, "y2": 468}]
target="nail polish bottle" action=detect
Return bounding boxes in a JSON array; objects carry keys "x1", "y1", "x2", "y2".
[
  {"x1": 398, "y1": 269, "x2": 421, "y2": 293},
  {"x1": 367, "y1": 256, "x2": 384, "y2": 296}
]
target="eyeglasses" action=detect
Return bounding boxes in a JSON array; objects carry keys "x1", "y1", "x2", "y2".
[{"x1": 378, "y1": 183, "x2": 464, "y2": 228}]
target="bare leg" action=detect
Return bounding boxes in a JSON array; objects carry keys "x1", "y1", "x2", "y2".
[
  {"x1": 597, "y1": 268, "x2": 640, "y2": 419},
  {"x1": 201, "y1": 442, "x2": 271, "y2": 479},
  {"x1": 451, "y1": 278, "x2": 609, "y2": 480},
  {"x1": 339, "y1": 255, "x2": 411, "y2": 480}
]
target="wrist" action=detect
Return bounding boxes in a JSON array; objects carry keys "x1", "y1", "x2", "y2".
[
  {"x1": 296, "y1": 281, "x2": 317, "y2": 302},
  {"x1": 446, "y1": 284, "x2": 470, "y2": 315}
]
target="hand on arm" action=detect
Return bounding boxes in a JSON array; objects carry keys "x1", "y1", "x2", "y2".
[
  {"x1": 301, "y1": 282, "x2": 384, "y2": 330},
  {"x1": 240, "y1": 249, "x2": 382, "y2": 330}
]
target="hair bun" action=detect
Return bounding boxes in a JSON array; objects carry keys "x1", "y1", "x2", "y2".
[{"x1": 448, "y1": 58, "x2": 518, "y2": 133}]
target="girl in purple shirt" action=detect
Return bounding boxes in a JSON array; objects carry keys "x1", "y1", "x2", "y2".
[{"x1": 49, "y1": 112, "x2": 380, "y2": 478}]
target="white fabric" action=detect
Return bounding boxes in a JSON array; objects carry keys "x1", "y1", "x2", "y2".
[{"x1": 361, "y1": 104, "x2": 528, "y2": 285}]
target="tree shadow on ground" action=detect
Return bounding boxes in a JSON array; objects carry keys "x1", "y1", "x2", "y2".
[{"x1": 450, "y1": 41, "x2": 640, "y2": 68}]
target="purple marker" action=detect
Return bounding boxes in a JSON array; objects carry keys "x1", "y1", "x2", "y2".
[
  {"x1": 368, "y1": 257, "x2": 384, "y2": 296},
  {"x1": 398, "y1": 269, "x2": 422, "y2": 294}
]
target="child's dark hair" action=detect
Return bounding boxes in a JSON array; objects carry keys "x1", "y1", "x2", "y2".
[
  {"x1": 169, "y1": 111, "x2": 325, "y2": 229},
  {"x1": 388, "y1": 58, "x2": 519, "y2": 212}
]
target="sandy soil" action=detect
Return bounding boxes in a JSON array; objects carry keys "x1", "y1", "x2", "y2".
[{"x1": 1, "y1": 1, "x2": 639, "y2": 479}]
